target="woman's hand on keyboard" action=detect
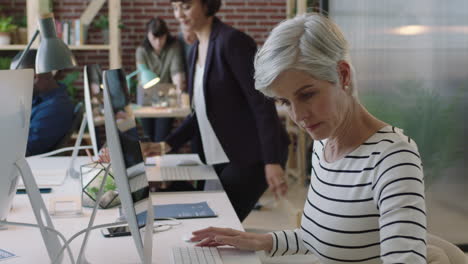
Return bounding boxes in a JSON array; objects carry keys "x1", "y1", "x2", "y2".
[{"x1": 191, "y1": 227, "x2": 273, "y2": 252}]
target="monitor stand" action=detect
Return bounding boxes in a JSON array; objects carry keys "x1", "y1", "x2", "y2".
[
  {"x1": 15, "y1": 157, "x2": 64, "y2": 263},
  {"x1": 143, "y1": 199, "x2": 154, "y2": 264},
  {"x1": 68, "y1": 115, "x2": 89, "y2": 179},
  {"x1": 37, "y1": 115, "x2": 91, "y2": 217}
]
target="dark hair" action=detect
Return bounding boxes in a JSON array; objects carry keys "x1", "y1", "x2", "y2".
[
  {"x1": 142, "y1": 17, "x2": 175, "y2": 51},
  {"x1": 11, "y1": 49, "x2": 37, "y2": 69},
  {"x1": 170, "y1": 0, "x2": 221, "y2": 17}
]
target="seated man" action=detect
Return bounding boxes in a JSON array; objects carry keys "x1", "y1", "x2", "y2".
[{"x1": 13, "y1": 50, "x2": 74, "y2": 156}]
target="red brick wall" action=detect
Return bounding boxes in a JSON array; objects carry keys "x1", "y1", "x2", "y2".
[
  {"x1": 4, "y1": 0, "x2": 285, "y2": 77},
  {"x1": 2, "y1": 0, "x2": 286, "y2": 150},
  {"x1": 1, "y1": 0, "x2": 26, "y2": 18},
  {"x1": 52, "y1": 0, "x2": 286, "y2": 74}
]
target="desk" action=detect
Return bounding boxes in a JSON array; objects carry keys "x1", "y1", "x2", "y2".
[
  {"x1": 91, "y1": 105, "x2": 191, "y2": 126},
  {"x1": 1, "y1": 157, "x2": 261, "y2": 264},
  {"x1": 132, "y1": 104, "x2": 191, "y2": 119}
]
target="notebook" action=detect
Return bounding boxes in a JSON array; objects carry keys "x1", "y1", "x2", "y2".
[{"x1": 132, "y1": 201, "x2": 217, "y2": 225}]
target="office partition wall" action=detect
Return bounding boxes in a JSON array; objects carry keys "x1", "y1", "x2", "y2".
[{"x1": 330, "y1": 0, "x2": 468, "y2": 248}]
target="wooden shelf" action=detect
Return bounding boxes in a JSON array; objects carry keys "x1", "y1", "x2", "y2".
[
  {"x1": 0, "y1": 44, "x2": 110, "y2": 51},
  {"x1": 0, "y1": 45, "x2": 27, "y2": 50},
  {"x1": 1, "y1": 0, "x2": 121, "y2": 68},
  {"x1": 69, "y1": 44, "x2": 110, "y2": 50}
]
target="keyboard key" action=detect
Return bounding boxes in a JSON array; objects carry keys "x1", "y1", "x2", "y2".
[{"x1": 172, "y1": 247, "x2": 223, "y2": 264}]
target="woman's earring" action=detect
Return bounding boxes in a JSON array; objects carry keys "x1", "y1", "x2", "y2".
[{"x1": 344, "y1": 85, "x2": 349, "y2": 90}]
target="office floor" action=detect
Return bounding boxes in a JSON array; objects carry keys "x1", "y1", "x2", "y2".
[
  {"x1": 243, "y1": 179, "x2": 468, "y2": 262},
  {"x1": 244, "y1": 180, "x2": 307, "y2": 232}
]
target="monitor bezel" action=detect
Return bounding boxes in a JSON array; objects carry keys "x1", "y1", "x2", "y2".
[
  {"x1": 83, "y1": 64, "x2": 101, "y2": 160},
  {"x1": 102, "y1": 69, "x2": 151, "y2": 262}
]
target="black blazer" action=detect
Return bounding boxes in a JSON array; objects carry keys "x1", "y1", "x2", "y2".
[{"x1": 166, "y1": 17, "x2": 289, "y2": 166}]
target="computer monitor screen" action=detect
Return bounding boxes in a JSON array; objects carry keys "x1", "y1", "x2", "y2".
[
  {"x1": 0, "y1": 69, "x2": 34, "y2": 221},
  {"x1": 83, "y1": 64, "x2": 104, "y2": 159},
  {"x1": 103, "y1": 69, "x2": 149, "y2": 227}
]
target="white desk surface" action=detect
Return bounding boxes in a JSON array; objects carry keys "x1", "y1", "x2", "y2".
[
  {"x1": 1, "y1": 156, "x2": 261, "y2": 264},
  {"x1": 132, "y1": 104, "x2": 191, "y2": 118}
]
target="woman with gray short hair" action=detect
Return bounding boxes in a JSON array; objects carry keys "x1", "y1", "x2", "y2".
[{"x1": 189, "y1": 14, "x2": 427, "y2": 263}]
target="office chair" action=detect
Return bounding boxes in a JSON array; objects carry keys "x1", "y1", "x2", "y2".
[{"x1": 427, "y1": 233, "x2": 467, "y2": 264}]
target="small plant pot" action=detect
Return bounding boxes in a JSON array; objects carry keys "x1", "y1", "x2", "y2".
[
  {"x1": 0, "y1": 32, "x2": 11, "y2": 45},
  {"x1": 102, "y1": 29, "x2": 109, "y2": 44},
  {"x1": 16, "y1": 27, "x2": 27, "y2": 44}
]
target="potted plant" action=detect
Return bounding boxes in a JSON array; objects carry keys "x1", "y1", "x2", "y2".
[
  {"x1": 15, "y1": 15, "x2": 27, "y2": 44},
  {"x1": 0, "y1": 56, "x2": 12, "y2": 69},
  {"x1": 0, "y1": 16, "x2": 17, "y2": 45},
  {"x1": 92, "y1": 15, "x2": 125, "y2": 44},
  {"x1": 92, "y1": 15, "x2": 109, "y2": 44}
]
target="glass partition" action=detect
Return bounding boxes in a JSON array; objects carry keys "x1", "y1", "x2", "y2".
[{"x1": 330, "y1": 0, "x2": 468, "y2": 246}]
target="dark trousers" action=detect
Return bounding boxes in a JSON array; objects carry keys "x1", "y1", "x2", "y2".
[
  {"x1": 213, "y1": 162, "x2": 267, "y2": 222},
  {"x1": 140, "y1": 118, "x2": 174, "y2": 142}
]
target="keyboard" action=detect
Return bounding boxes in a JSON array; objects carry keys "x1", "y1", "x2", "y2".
[
  {"x1": 161, "y1": 167, "x2": 191, "y2": 181},
  {"x1": 172, "y1": 247, "x2": 223, "y2": 264},
  {"x1": 160, "y1": 166, "x2": 218, "y2": 181}
]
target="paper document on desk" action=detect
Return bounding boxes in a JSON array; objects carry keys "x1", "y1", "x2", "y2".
[
  {"x1": 145, "y1": 154, "x2": 203, "y2": 167},
  {"x1": 16, "y1": 169, "x2": 67, "y2": 188},
  {"x1": 159, "y1": 154, "x2": 203, "y2": 167}
]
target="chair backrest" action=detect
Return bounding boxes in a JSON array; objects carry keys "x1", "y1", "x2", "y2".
[
  {"x1": 50, "y1": 101, "x2": 84, "y2": 151},
  {"x1": 427, "y1": 233, "x2": 467, "y2": 264}
]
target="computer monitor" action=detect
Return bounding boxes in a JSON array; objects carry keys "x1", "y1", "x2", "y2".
[
  {"x1": 83, "y1": 64, "x2": 104, "y2": 159},
  {"x1": 0, "y1": 69, "x2": 33, "y2": 222},
  {"x1": 0, "y1": 69, "x2": 63, "y2": 262},
  {"x1": 103, "y1": 68, "x2": 154, "y2": 263}
]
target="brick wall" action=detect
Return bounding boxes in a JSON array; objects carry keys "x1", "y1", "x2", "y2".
[
  {"x1": 4, "y1": 0, "x2": 286, "y2": 80},
  {"x1": 3, "y1": 0, "x2": 286, "y2": 149},
  {"x1": 54, "y1": 0, "x2": 285, "y2": 109},
  {"x1": 1, "y1": 0, "x2": 26, "y2": 18},
  {"x1": 53, "y1": 0, "x2": 286, "y2": 75}
]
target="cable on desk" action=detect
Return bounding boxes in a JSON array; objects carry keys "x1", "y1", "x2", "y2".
[
  {"x1": 50, "y1": 217, "x2": 183, "y2": 263},
  {"x1": 0, "y1": 220, "x2": 75, "y2": 264},
  {"x1": 51, "y1": 221, "x2": 128, "y2": 264},
  {"x1": 117, "y1": 215, "x2": 182, "y2": 232}
]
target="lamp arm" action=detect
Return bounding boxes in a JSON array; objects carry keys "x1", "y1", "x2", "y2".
[
  {"x1": 14, "y1": 29, "x2": 40, "y2": 70},
  {"x1": 126, "y1": 69, "x2": 140, "y2": 81}
]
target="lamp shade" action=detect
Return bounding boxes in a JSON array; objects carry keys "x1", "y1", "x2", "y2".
[
  {"x1": 36, "y1": 15, "x2": 77, "y2": 73},
  {"x1": 140, "y1": 69, "x2": 160, "y2": 89},
  {"x1": 137, "y1": 64, "x2": 160, "y2": 89}
]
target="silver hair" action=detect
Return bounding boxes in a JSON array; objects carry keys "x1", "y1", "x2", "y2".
[{"x1": 254, "y1": 13, "x2": 357, "y2": 98}]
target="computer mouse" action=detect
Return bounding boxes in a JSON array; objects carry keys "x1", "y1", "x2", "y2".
[{"x1": 176, "y1": 160, "x2": 200, "y2": 166}]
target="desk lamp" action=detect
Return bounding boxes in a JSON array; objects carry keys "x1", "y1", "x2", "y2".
[
  {"x1": 125, "y1": 64, "x2": 160, "y2": 91},
  {"x1": 11, "y1": 13, "x2": 77, "y2": 72}
]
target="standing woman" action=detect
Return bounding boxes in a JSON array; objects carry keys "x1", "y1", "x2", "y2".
[
  {"x1": 135, "y1": 17, "x2": 186, "y2": 142},
  {"x1": 153, "y1": 0, "x2": 290, "y2": 221}
]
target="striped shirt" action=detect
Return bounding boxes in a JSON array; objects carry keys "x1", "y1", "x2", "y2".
[{"x1": 269, "y1": 126, "x2": 427, "y2": 263}]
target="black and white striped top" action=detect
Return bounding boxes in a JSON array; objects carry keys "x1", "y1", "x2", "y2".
[{"x1": 268, "y1": 126, "x2": 427, "y2": 263}]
